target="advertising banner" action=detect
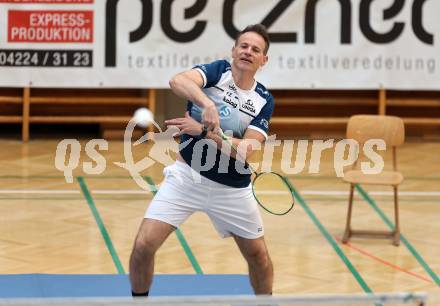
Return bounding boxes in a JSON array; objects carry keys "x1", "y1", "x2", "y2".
[{"x1": 0, "y1": 0, "x2": 438, "y2": 89}]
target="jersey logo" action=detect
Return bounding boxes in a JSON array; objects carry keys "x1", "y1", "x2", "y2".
[
  {"x1": 219, "y1": 105, "x2": 231, "y2": 118},
  {"x1": 242, "y1": 99, "x2": 256, "y2": 113},
  {"x1": 260, "y1": 118, "x2": 269, "y2": 129},
  {"x1": 223, "y1": 91, "x2": 238, "y2": 108},
  {"x1": 256, "y1": 87, "x2": 269, "y2": 97}
]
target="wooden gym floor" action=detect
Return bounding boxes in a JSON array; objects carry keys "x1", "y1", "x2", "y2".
[{"x1": 0, "y1": 138, "x2": 439, "y2": 301}]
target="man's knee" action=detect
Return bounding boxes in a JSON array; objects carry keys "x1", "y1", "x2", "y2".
[
  {"x1": 246, "y1": 247, "x2": 272, "y2": 268},
  {"x1": 131, "y1": 219, "x2": 175, "y2": 262},
  {"x1": 132, "y1": 237, "x2": 158, "y2": 260}
]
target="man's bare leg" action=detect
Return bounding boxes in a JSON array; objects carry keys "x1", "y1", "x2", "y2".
[
  {"x1": 129, "y1": 218, "x2": 175, "y2": 295},
  {"x1": 233, "y1": 235, "x2": 273, "y2": 294}
]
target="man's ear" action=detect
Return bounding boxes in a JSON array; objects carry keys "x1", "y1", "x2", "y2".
[
  {"x1": 261, "y1": 55, "x2": 268, "y2": 67},
  {"x1": 231, "y1": 45, "x2": 236, "y2": 58}
]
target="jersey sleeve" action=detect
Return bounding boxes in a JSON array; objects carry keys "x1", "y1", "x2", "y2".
[
  {"x1": 193, "y1": 60, "x2": 229, "y2": 88},
  {"x1": 247, "y1": 94, "x2": 274, "y2": 139}
]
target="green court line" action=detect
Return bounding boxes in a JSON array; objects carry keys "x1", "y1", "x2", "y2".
[
  {"x1": 77, "y1": 176, "x2": 125, "y2": 275},
  {"x1": 355, "y1": 184, "x2": 440, "y2": 286},
  {"x1": 144, "y1": 176, "x2": 203, "y2": 275},
  {"x1": 287, "y1": 179, "x2": 376, "y2": 297}
]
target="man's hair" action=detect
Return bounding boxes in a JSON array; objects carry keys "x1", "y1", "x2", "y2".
[{"x1": 236, "y1": 24, "x2": 270, "y2": 55}]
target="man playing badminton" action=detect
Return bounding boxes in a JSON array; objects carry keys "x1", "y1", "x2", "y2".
[{"x1": 130, "y1": 24, "x2": 274, "y2": 296}]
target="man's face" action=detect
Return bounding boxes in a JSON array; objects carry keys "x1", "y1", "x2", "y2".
[{"x1": 232, "y1": 31, "x2": 268, "y2": 73}]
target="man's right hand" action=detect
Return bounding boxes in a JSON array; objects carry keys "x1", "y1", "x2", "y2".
[{"x1": 201, "y1": 103, "x2": 220, "y2": 133}]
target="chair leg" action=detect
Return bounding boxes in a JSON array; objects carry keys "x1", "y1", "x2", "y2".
[
  {"x1": 393, "y1": 186, "x2": 400, "y2": 246},
  {"x1": 342, "y1": 184, "x2": 355, "y2": 243}
]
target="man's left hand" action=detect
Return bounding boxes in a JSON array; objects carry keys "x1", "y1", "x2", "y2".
[{"x1": 165, "y1": 112, "x2": 205, "y2": 137}]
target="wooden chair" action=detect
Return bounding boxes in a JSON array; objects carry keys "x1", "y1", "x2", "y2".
[{"x1": 342, "y1": 115, "x2": 405, "y2": 246}]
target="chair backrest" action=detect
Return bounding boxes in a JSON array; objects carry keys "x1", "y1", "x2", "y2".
[{"x1": 347, "y1": 115, "x2": 405, "y2": 146}]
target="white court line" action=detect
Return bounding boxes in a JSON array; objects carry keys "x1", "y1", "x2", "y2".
[
  {"x1": 0, "y1": 189, "x2": 440, "y2": 197},
  {"x1": 257, "y1": 190, "x2": 440, "y2": 197},
  {"x1": 0, "y1": 190, "x2": 80, "y2": 194},
  {"x1": 301, "y1": 190, "x2": 440, "y2": 197},
  {"x1": 0, "y1": 190, "x2": 147, "y2": 195},
  {"x1": 93, "y1": 190, "x2": 150, "y2": 194}
]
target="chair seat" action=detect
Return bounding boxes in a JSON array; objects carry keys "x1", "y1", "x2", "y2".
[{"x1": 343, "y1": 170, "x2": 404, "y2": 185}]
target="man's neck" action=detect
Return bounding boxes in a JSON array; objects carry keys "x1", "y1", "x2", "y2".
[{"x1": 232, "y1": 66, "x2": 255, "y2": 91}]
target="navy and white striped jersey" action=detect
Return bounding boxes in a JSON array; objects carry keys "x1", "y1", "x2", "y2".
[{"x1": 179, "y1": 59, "x2": 274, "y2": 188}]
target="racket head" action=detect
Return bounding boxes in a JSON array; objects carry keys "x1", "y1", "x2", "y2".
[{"x1": 251, "y1": 172, "x2": 295, "y2": 216}]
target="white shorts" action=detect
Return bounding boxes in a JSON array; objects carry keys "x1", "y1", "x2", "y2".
[{"x1": 145, "y1": 160, "x2": 264, "y2": 239}]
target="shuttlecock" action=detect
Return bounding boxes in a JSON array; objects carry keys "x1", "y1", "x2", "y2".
[{"x1": 133, "y1": 107, "x2": 154, "y2": 127}]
